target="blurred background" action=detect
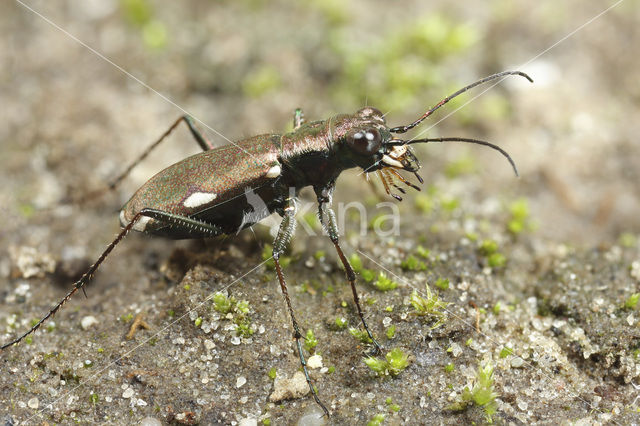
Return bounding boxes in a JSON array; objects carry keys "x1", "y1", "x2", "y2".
[{"x1": 1, "y1": 0, "x2": 640, "y2": 424}]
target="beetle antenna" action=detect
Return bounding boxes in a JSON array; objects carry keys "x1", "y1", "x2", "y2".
[
  {"x1": 407, "y1": 137, "x2": 519, "y2": 177},
  {"x1": 389, "y1": 71, "x2": 533, "y2": 134},
  {"x1": 0, "y1": 212, "x2": 145, "y2": 350}
]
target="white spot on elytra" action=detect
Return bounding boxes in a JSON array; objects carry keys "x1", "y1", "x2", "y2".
[
  {"x1": 183, "y1": 192, "x2": 218, "y2": 208},
  {"x1": 266, "y1": 164, "x2": 281, "y2": 178}
]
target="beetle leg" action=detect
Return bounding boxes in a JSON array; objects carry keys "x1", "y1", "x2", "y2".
[
  {"x1": 138, "y1": 208, "x2": 225, "y2": 237},
  {"x1": 72, "y1": 115, "x2": 214, "y2": 205},
  {"x1": 316, "y1": 187, "x2": 383, "y2": 356},
  {"x1": 272, "y1": 199, "x2": 329, "y2": 416},
  {"x1": 1, "y1": 210, "x2": 152, "y2": 350},
  {"x1": 293, "y1": 108, "x2": 305, "y2": 130}
]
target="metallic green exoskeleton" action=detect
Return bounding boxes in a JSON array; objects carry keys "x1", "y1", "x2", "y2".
[{"x1": 2, "y1": 71, "x2": 533, "y2": 416}]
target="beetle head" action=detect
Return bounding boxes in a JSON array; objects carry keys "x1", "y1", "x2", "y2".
[
  {"x1": 336, "y1": 106, "x2": 421, "y2": 174},
  {"x1": 333, "y1": 70, "x2": 534, "y2": 200}
]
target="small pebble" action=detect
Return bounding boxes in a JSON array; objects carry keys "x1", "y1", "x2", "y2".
[
  {"x1": 238, "y1": 418, "x2": 257, "y2": 426},
  {"x1": 27, "y1": 397, "x2": 39, "y2": 409},
  {"x1": 236, "y1": 376, "x2": 247, "y2": 388},
  {"x1": 140, "y1": 417, "x2": 162, "y2": 426},
  {"x1": 81, "y1": 316, "x2": 99, "y2": 330},
  {"x1": 298, "y1": 407, "x2": 327, "y2": 426},
  {"x1": 122, "y1": 388, "x2": 135, "y2": 399},
  {"x1": 511, "y1": 357, "x2": 525, "y2": 368},
  {"x1": 269, "y1": 371, "x2": 309, "y2": 402},
  {"x1": 307, "y1": 355, "x2": 323, "y2": 369}
]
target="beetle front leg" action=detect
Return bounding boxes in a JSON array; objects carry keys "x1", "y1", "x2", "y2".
[
  {"x1": 272, "y1": 198, "x2": 329, "y2": 416},
  {"x1": 316, "y1": 187, "x2": 383, "y2": 355}
]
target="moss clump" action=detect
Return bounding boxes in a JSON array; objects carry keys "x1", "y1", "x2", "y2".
[
  {"x1": 410, "y1": 284, "x2": 450, "y2": 329},
  {"x1": 373, "y1": 272, "x2": 399, "y2": 291},
  {"x1": 364, "y1": 348, "x2": 410, "y2": 376},
  {"x1": 212, "y1": 292, "x2": 253, "y2": 337},
  {"x1": 449, "y1": 363, "x2": 499, "y2": 423},
  {"x1": 624, "y1": 293, "x2": 640, "y2": 310},
  {"x1": 304, "y1": 329, "x2": 318, "y2": 352}
]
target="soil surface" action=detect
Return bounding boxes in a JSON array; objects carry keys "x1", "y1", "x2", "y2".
[{"x1": 1, "y1": 1, "x2": 640, "y2": 425}]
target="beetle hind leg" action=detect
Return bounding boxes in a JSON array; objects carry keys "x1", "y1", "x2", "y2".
[{"x1": 272, "y1": 199, "x2": 330, "y2": 416}]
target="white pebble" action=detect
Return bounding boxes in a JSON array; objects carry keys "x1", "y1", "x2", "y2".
[
  {"x1": 140, "y1": 417, "x2": 162, "y2": 426},
  {"x1": 81, "y1": 315, "x2": 99, "y2": 330},
  {"x1": 122, "y1": 388, "x2": 135, "y2": 399},
  {"x1": 238, "y1": 418, "x2": 257, "y2": 426},
  {"x1": 307, "y1": 355, "x2": 323, "y2": 369},
  {"x1": 236, "y1": 376, "x2": 247, "y2": 388},
  {"x1": 27, "y1": 397, "x2": 39, "y2": 409}
]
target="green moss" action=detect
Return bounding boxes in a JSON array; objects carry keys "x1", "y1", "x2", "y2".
[
  {"x1": 304, "y1": 329, "x2": 318, "y2": 352},
  {"x1": 328, "y1": 366, "x2": 336, "y2": 374},
  {"x1": 487, "y1": 253, "x2": 506, "y2": 268},
  {"x1": 268, "y1": 367, "x2": 277, "y2": 380},
  {"x1": 335, "y1": 317, "x2": 348, "y2": 329},
  {"x1": 624, "y1": 293, "x2": 640, "y2": 310},
  {"x1": 25, "y1": 336, "x2": 33, "y2": 345},
  {"x1": 373, "y1": 272, "x2": 398, "y2": 292},
  {"x1": 364, "y1": 348, "x2": 410, "y2": 376},
  {"x1": 440, "y1": 196, "x2": 460, "y2": 212},
  {"x1": 445, "y1": 363, "x2": 454, "y2": 373},
  {"x1": 263, "y1": 419, "x2": 272, "y2": 426},
  {"x1": 479, "y1": 240, "x2": 498, "y2": 255},
  {"x1": 367, "y1": 413, "x2": 386, "y2": 426},
  {"x1": 435, "y1": 277, "x2": 450, "y2": 290},
  {"x1": 416, "y1": 245, "x2": 430, "y2": 259},
  {"x1": 167, "y1": 309, "x2": 175, "y2": 317},
  {"x1": 449, "y1": 363, "x2": 499, "y2": 423},
  {"x1": 349, "y1": 327, "x2": 372, "y2": 343},
  {"x1": 507, "y1": 198, "x2": 532, "y2": 235},
  {"x1": 90, "y1": 393, "x2": 99, "y2": 404},
  {"x1": 349, "y1": 253, "x2": 363, "y2": 273},
  {"x1": 499, "y1": 347, "x2": 513, "y2": 358},
  {"x1": 361, "y1": 269, "x2": 376, "y2": 282},
  {"x1": 213, "y1": 292, "x2": 234, "y2": 314},
  {"x1": 386, "y1": 325, "x2": 396, "y2": 339},
  {"x1": 410, "y1": 284, "x2": 450, "y2": 329},
  {"x1": 212, "y1": 292, "x2": 253, "y2": 337},
  {"x1": 120, "y1": 313, "x2": 134, "y2": 323},
  {"x1": 194, "y1": 317, "x2": 202, "y2": 328},
  {"x1": 314, "y1": 250, "x2": 326, "y2": 260},
  {"x1": 401, "y1": 255, "x2": 427, "y2": 271},
  {"x1": 414, "y1": 194, "x2": 434, "y2": 214},
  {"x1": 492, "y1": 302, "x2": 501, "y2": 315},
  {"x1": 619, "y1": 232, "x2": 637, "y2": 248}
]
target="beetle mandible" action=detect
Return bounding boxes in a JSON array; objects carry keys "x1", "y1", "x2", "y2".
[{"x1": 1, "y1": 70, "x2": 533, "y2": 416}]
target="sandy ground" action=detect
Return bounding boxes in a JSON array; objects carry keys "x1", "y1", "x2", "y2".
[{"x1": 1, "y1": 1, "x2": 640, "y2": 424}]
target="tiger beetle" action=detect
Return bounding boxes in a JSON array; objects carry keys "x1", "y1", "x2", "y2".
[{"x1": 2, "y1": 70, "x2": 532, "y2": 416}]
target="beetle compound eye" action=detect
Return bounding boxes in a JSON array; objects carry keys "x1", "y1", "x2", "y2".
[{"x1": 347, "y1": 128, "x2": 382, "y2": 156}]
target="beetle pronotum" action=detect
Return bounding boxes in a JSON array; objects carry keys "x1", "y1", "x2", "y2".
[{"x1": 2, "y1": 70, "x2": 532, "y2": 415}]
